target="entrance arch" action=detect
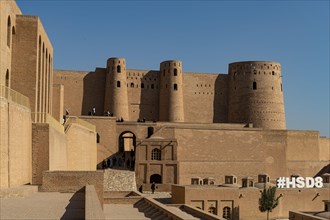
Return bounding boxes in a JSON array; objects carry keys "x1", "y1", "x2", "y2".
[
  {"x1": 119, "y1": 131, "x2": 136, "y2": 152},
  {"x1": 117, "y1": 131, "x2": 136, "y2": 170},
  {"x1": 150, "y1": 174, "x2": 162, "y2": 184}
]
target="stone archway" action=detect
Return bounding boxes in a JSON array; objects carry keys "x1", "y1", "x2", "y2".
[
  {"x1": 117, "y1": 131, "x2": 136, "y2": 170},
  {"x1": 150, "y1": 174, "x2": 162, "y2": 184},
  {"x1": 119, "y1": 131, "x2": 136, "y2": 152}
]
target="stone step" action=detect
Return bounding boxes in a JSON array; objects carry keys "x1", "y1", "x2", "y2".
[
  {"x1": 144, "y1": 205, "x2": 156, "y2": 214},
  {"x1": 154, "y1": 213, "x2": 171, "y2": 220},
  {"x1": 149, "y1": 210, "x2": 164, "y2": 219},
  {"x1": 145, "y1": 208, "x2": 159, "y2": 216}
]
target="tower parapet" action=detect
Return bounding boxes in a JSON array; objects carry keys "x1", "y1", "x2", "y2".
[
  {"x1": 159, "y1": 60, "x2": 184, "y2": 122},
  {"x1": 104, "y1": 58, "x2": 129, "y2": 120},
  {"x1": 228, "y1": 61, "x2": 286, "y2": 129}
]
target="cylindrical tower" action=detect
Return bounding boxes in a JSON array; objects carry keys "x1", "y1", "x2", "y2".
[
  {"x1": 104, "y1": 58, "x2": 129, "y2": 120},
  {"x1": 228, "y1": 61, "x2": 286, "y2": 129},
  {"x1": 159, "y1": 60, "x2": 184, "y2": 122}
]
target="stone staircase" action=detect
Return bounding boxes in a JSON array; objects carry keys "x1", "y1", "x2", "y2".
[
  {"x1": 134, "y1": 199, "x2": 199, "y2": 220},
  {"x1": 134, "y1": 199, "x2": 172, "y2": 220}
]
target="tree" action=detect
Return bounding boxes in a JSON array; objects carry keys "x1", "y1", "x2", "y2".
[{"x1": 259, "y1": 186, "x2": 279, "y2": 220}]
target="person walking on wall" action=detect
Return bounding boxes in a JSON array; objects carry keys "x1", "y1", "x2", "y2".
[{"x1": 151, "y1": 182, "x2": 156, "y2": 194}]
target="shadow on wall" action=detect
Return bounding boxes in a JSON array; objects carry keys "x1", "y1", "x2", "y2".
[
  {"x1": 213, "y1": 74, "x2": 228, "y2": 123},
  {"x1": 138, "y1": 71, "x2": 159, "y2": 121},
  {"x1": 97, "y1": 151, "x2": 136, "y2": 171},
  {"x1": 314, "y1": 164, "x2": 330, "y2": 177},
  {"x1": 60, "y1": 187, "x2": 85, "y2": 220},
  {"x1": 82, "y1": 68, "x2": 106, "y2": 116},
  {"x1": 233, "y1": 206, "x2": 240, "y2": 220}
]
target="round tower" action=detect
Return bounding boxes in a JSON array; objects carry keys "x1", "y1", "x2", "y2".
[
  {"x1": 228, "y1": 61, "x2": 286, "y2": 129},
  {"x1": 159, "y1": 60, "x2": 184, "y2": 122},
  {"x1": 104, "y1": 58, "x2": 129, "y2": 120}
]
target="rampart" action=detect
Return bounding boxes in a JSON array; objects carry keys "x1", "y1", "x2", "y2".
[{"x1": 53, "y1": 59, "x2": 286, "y2": 130}]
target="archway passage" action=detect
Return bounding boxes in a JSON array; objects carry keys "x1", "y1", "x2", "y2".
[
  {"x1": 115, "y1": 131, "x2": 136, "y2": 170},
  {"x1": 150, "y1": 174, "x2": 162, "y2": 184},
  {"x1": 119, "y1": 131, "x2": 136, "y2": 152}
]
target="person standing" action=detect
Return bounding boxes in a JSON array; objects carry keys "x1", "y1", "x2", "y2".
[{"x1": 151, "y1": 182, "x2": 156, "y2": 194}]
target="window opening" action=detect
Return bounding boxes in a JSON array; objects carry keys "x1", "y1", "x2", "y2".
[
  {"x1": 151, "y1": 148, "x2": 161, "y2": 160},
  {"x1": 223, "y1": 207, "x2": 231, "y2": 219},
  {"x1": 7, "y1": 16, "x2": 11, "y2": 47},
  {"x1": 253, "y1": 82, "x2": 257, "y2": 90},
  {"x1": 174, "y1": 68, "x2": 177, "y2": 76},
  {"x1": 117, "y1": 65, "x2": 121, "y2": 73}
]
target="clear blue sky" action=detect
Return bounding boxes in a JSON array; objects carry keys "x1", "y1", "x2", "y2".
[{"x1": 17, "y1": 0, "x2": 329, "y2": 137}]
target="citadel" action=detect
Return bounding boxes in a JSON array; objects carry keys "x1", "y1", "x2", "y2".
[{"x1": 0, "y1": 1, "x2": 329, "y2": 220}]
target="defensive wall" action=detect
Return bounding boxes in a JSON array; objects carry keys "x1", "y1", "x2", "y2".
[
  {"x1": 53, "y1": 67, "x2": 230, "y2": 124},
  {"x1": 228, "y1": 61, "x2": 285, "y2": 129},
  {"x1": 53, "y1": 58, "x2": 286, "y2": 129}
]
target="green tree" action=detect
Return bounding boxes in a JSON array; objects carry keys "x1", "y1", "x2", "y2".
[{"x1": 258, "y1": 186, "x2": 279, "y2": 220}]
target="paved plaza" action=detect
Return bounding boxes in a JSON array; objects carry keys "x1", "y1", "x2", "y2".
[
  {"x1": 0, "y1": 192, "x2": 84, "y2": 220},
  {"x1": 0, "y1": 190, "x2": 173, "y2": 220}
]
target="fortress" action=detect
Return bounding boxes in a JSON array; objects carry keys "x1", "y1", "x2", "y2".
[
  {"x1": 54, "y1": 58, "x2": 285, "y2": 130},
  {"x1": 0, "y1": 1, "x2": 329, "y2": 220}
]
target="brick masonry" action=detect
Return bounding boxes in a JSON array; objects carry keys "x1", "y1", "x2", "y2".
[{"x1": 40, "y1": 171, "x2": 104, "y2": 206}]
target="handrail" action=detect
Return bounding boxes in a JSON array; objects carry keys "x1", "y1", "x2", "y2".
[
  {"x1": 46, "y1": 114, "x2": 64, "y2": 133},
  {"x1": 0, "y1": 85, "x2": 30, "y2": 108},
  {"x1": 32, "y1": 112, "x2": 64, "y2": 133},
  {"x1": 64, "y1": 116, "x2": 96, "y2": 132}
]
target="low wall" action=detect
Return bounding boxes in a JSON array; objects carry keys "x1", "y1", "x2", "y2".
[
  {"x1": 289, "y1": 211, "x2": 326, "y2": 220},
  {"x1": 40, "y1": 171, "x2": 104, "y2": 206},
  {"x1": 179, "y1": 205, "x2": 225, "y2": 220},
  {"x1": 85, "y1": 185, "x2": 105, "y2": 220},
  {"x1": 104, "y1": 191, "x2": 142, "y2": 204}
]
